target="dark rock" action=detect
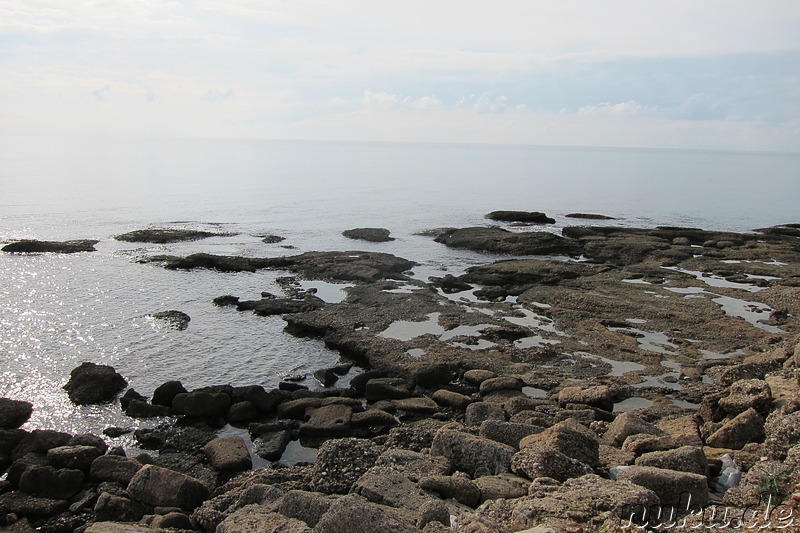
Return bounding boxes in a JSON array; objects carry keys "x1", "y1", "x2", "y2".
[
  {"x1": 213, "y1": 294, "x2": 240, "y2": 306},
  {"x1": 0, "y1": 399, "x2": 33, "y2": 430},
  {"x1": 277, "y1": 397, "x2": 322, "y2": 420},
  {"x1": 114, "y1": 229, "x2": 228, "y2": 243},
  {"x1": 430, "y1": 427, "x2": 515, "y2": 477},
  {"x1": 486, "y1": 211, "x2": 555, "y2": 224},
  {"x1": 119, "y1": 389, "x2": 146, "y2": 411},
  {"x1": 2, "y1": 240, "x2": 98, "y2": 254},
  {"x1": 46, "y1": 445, "x2": 104, "y2": 472},
  {"x1": 150, "y1": 511, "x2": 194, "y2": 529},
  {"x1": 93, "y1": 492, "x2": 150, "y2": 522},
  {"x1": 124, "y1": 399, "x2": 172, "y2": 419},
  {"x1": 126, "y1": 464, "x2": 209, "y2": 511},
  {"x1": 102, "y1": 427, "x2": 132, "y2": 438},
  {"x1": 217, "y1": 507, "x2": 311, "y2": 533},
  {"x1": 431, "y1": 389, "x2": 472, "y2": 410},
  {"x1": 147, "y1": 310, "x2": 191, "y2": 330},
  {"x1": 18, "y1": 465, "x2": 84, "y2": 500},
  {"x1": 349, "y1": 370, "x2": 386, "y2": 394},
  {"x1": 365, "y1": 378, "x2": 412, "y2": 401},
  {"x1": 261, "y1": 234, "x2": 286, "y2": 244},
  {"x1": 12, "y1": 430, "x2": 72, "y2": 459},
  {"x1": 392, "y1": 397, "x2": 439, "y2": 416},
  {"x1": 203, "y1": 436, "x2": 252, "y2": 472},
  {"x1": 428, "y1": 274, "x2": 473, "y2": 293},
  {"x1": 419, "y1": 475, "x2": 481, "y2": 507},
  {"x1": 313, "y1": 368, "x2": 340, "y2": 388},
  {"x1": 171, "y1": 392, "x2": 230, "y2": 418},
  {"x1": 411, "y1": 363, "x2": 453, "y2": 388},
  {"x1": 565, "y1": 213, "x2": 616, "y2": 220},
  {"x1": 236, "y1": 295, "x2": 325, "y2": 316},
  {"x1": 63, "y1": 363, "x2": 127, "y2": 405},
  {"x1": 0, "y1": 429, "x2": 27, "y2": 455},
  {"x1": 465, "y1": 402, "x2": 506, "y2": 427},
  {"x1": 227, "y1": 401, "x2": 259, "y2": 423},
  {"x1": 479, "y1": 420, "x2": 543, "y2": 449},
  {"x1": 6, "y1": 453, "x2": 48, "y2": 487},
  {"x1": 68, "y1": 433, "x2": 109, "y2": 454},
  {"x1": 0, "y1": 491, "x2": 68, "y2": 516},
  {"x1": 251, "y1": 431, "x2": 292, "y2": 462},
  {"x1": 416, "y1": 499, "x2": 450, "y2": 529},
  {"x1": 232, "y1": 385, "x2": 278, "y2": 412},
  {"x1": 342, "y1": 228, "x2": 394, "y2": 242},
  {"x1": 434, "y1": 227, "x2": 578, "y2": 256},
  {"x1": 89, "y1": 455, "x2": 143, "y2": 485},
  {"x1": 462, "y1": 369, "x2": 497, "y2": 385}
]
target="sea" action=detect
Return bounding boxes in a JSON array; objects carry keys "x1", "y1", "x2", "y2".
[{"x1": 1, "y1": 136, "x2": 799, "y2": 446}]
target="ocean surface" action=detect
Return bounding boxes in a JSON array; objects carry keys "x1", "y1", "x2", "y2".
[{"x1": 1, "y1": 137, "x2": 799, "y2": 444}]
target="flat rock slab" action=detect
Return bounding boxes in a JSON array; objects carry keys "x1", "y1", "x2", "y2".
[
  {"x1": 203, "y1": 435, "x2": 252, "y2": 472},
  {"x1": 114, "y1": 229, "x2": 232, "y2": 243},
  {"x1": 616, "y1": 465, "x2": 709, "y2": 506},
  {"x1": 342, "y1": 228, "x2": 395, "y2": 242},
  {"x1": 300, "y1": 404, "x2": 353, "y2": 439},
  {"x1": 2, "y1": 239, "x2": 98, "y2": 253},
  {"x1": 216, "y1": 507, "x2": 311, "y2": 533},
  {"x1": 486, "y1": 210, "x2": 555, "y2": 224}
]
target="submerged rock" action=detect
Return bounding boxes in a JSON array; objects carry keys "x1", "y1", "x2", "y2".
[
  {"x1": 2, "y1": 239, "x2": 98, "y2": 253},
  {"x1": 63, "y1": 363, "x2": 128, "y2": 405}
]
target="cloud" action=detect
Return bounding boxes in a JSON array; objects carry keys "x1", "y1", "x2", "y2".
[
  {"x1": 92, "y1": 85, "x2": 110, "y2": 102},
  {"x1": 361, "y1": 90, "x2": 441, "y2": 111},
  {"x1": 578, "y1": 100, "x2": 646, "y2": 115},
  {"x1": 457, "y1": 93, "x2": 513, "y2": 114},
  {"x1": 201, "y1": 88, "x2": 234, "y2": 102}
]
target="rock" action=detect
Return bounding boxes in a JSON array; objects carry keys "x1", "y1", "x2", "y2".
[
  {"x1": 463, "y1": 369, "x2": 497, "y2": 385},
  {"x1": 479, "y1": 420, "x2": 543, "y2": 449},
  {"x1": 473, "y1": 473, "x2": 529, "y2": 502},
  {"x1": 2, "y1": 240, "x2": 98, "y2": 253},
  {"x1": 565, "y1": 213, "x2": 615, "y2": 220},
  {"x1": 431, "y1": 389, "x2": 472, "y2": 410},
  {"x1": 84, "y1": 522, "x2": 162, "y2": 533},
  {"x1": 393, "y1": 397, "x2": 439, "y2": 415},
  {"x1": 430, "y1": 427, "x2": 516, "y2": 477},
  {"x1": 706, "y1": 408, "x2": 765, "y2": 450},
  {"x1": 12, "y1": 429, "x2": 72, "y2": 458},
  {"x1": 616, "y1": 465, "x2": 709, "y2": 506},
  {"x1": 0, "y1": 399, "x2": 33, "y2": 430},
  {"x1": 419, "y1": 475, "x2": 481, "y2": 507},
  {"x1": 124, "y1": 400, "x2": 172, "y2": 419},
  {"x1": 417, "y1": 499, "x2": 450, "y2": 529},
  {"x1": 217, "y1": 506, "x2": 312, "y2": 533},
  {"x1": 300, "y1": 404, "x2": 353, "y2": 439},
  {"x1": 374, "y1": 449, "x2": 450, "y2": 481},
  {"x1": 227, "y1": 401, "x2": 259, "y2": 423},
  {"x1": 510, "y1": 474, "x2": 659, "y2": 530},
  {"x1": 479, "y1": 376, "x2": 524, "y2": 396},
  {"x1": 171, "y1": 392, "x2": 230, "y2": 418},
  {"x1": 602, "y1": 411, "x2": 665, "y2": 448},
  {"x1": 365, "y1": 378, "x2": 413, "y2": 401},
  {"x1": 352, "y1": 409, "x2": 398, "y2": 428},
  {"x1": 203, "y1": 436, "x2": 252, "y2": 472},
  {"x1": 277, "y1": 397, "x2": 323, "y2": 419},
  {"x1": 190, "y1": 478, "x2": 285, "y2": 533},
  {"x1": 261, "y1": 234, "x2": 286, "y2": 244},
  {"x1": 114, "y1": 229, "x2": 227, "y2": 243},
  {"x1": 634, "y1": 445, "x2": 708, "y2": 476},
  {"x1": 465, "y1": 402, "x2": 506, "y2": 427},
  {"x1": 311, "y1": 438, "x2": 383, "y2": 494},
  {"x1": 151, "y1": 381, "x2": 188, "y2": 407},
  {"x1": 0, "y1": 491, "x2": 68, "y2": 516},
  {"x1": 519, "y1": 419, "x2": 599, "y2": 467},
  {"x1": 119, "y1": 388, "x2": 146, "y2": 411},
  {"x1": 147, "y1": 310, "x2": 191, "y2": 330},
  {"x1": 434, "y1": 227, "x2": 579, "y2": 256},
  {"x1": 486, "y1": 211, "x2": 555, "y2": 224},
  {"x1": 46, "y1": 445, "x2": 104, "y2": 472},
  {"x1": 252, "y1": 430, "x2": 292, "y2": 461},
  {"x1": 232, "y1": 385, "x2": 278, "y2": 412},
  {"x1": 6, "y1": 452, "x2": 49, "y2": 486},
  {"x1": 718, "y1": 379, "x2": 773, "y2": 416},
  {"x1": 557, "y1": 385, "x2": 613, "y2": 412},
  {"x1": 276, "y1": 490, "x2": 332, "y2": 528},
  {"x1": 352, "y1": 469, "x2": 432, "y2": 510},
  {"x1": 63, "y1": 363, "x2": 127, "y2": 405},
  {"x1": 314, "y1": 494, "x2": 418, "y2": 533},
  {"x1": 93, "y1": 492, "x2": 151, "y2": 522},
  {"x1": 126, "y1": 465, "x2": 209, "y2": 511},
  {"x1": 17, "y1": 465, "x2": 83, "y2": 500},
  {"x1": 511, "y1": 445, "x2": 594, "y2": 482},
  {"x1": 428, "y1": 274, "x2": 473, "y2": 293},
  {"x1": 342, "y1": 228, "x2": 395, "y2": 242},
  {"x1": 69, "y1": 433, "x2": 109, "y2": 453},
  {"x1": 313, "y1": 368, "x2": 340, "y2": 387},
  {"x1": 150, "y1": 511, "x2": 193, "y2": 530}
]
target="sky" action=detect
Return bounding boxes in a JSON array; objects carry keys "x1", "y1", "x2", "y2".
[{"x1": 1, "y1": 1, "x2": 799, "y2": 151}]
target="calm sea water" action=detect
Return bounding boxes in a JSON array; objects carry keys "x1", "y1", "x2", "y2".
[{"x1": 1, "y1": 137, "x2": 798, "y2": 438}]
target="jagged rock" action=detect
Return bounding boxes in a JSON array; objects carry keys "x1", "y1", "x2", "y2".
[
  {"x1": 171, "y1": 392, "x2": 230, "y2": 418},
  {"x1": 616, "y1": 465, "x2": 709, "y2": 506},
  {"x1": 126, "y1": 465, "x2": 209, "y2": 511},
  {"x1": 314, "y1": 494, "x2": 418, "y2": 533},
  {"x1": 311, "y1": 438, "x2": 383, "y2": 494},
  {"x1": 276, "y1": 490, "x2": 332, "y2": 528},
  {"x1": 216, "y1": 506, "x2": 312, "y2": 533},
  {"x1": 509, "y1": 474, "x2": 659, "y2": 530},
  {"x1": 46, "y1": 445, "x2": 104, "y2": 472},
  {"x1": 93, "y1": 492, "x2": 151, "y2": 522},
  {"x1": 151, "y1": 381, "x2": 188, "y2": 407},
  {"x1": 2, "y1": 239, "x2": 98, "y2": 253},
  {"x1": 519, "y1": 419, "x2": 599, "y2": 467},
  {"x1": 603, "y1": 411, "x2": 665, "y2": 448},
  {"x1": 190, "y1": 479, "x2": 285, "y2": 533},
  {"x1": 342, "y1": 228, "x2": 394, "y2": 243},
  {"x1": 466, "y1": 402, "x2": 506, "y2": 427},
  {"x1": 473, "y1": 473, "x2": 529, "y2": 503},
  {"x1": 706, "y1": 408, "x2": 765, "y2": 450},
  {"x1": 124, "y1": 400, "x2": 172, "y2": 419},
  {"x1": 634, "y1": 445, "x2": 708, "y2": 476},
  {"x1": 479, "y1": 420, "x2": 543, "y2": 449},
  {"x1": 558, "y1": 385, "x2": 613, "y2": 413},
  {"x1": 430, "y1": 427, "x2": 515, "y2": 477},
  {"x1": 511, "y1": 445, "x2": 593, "y2": 482},
  {"x1": 373, "y1": 449, "x2": 450, "y2": 481},
  {"x1": 718, "y1": 379, "x2": 773, "y2": 416},
  {"x1": 352, "y1": 469, "x2": 432, "y2": 510},
  {"x1": 63, "y1": 363, "x2": 127, "y2": 405},
  {"x1": 203, "y1": 436, "x2": 252, "y2": 472},
  {"x1": 0, "y1": 399, "x2": 33, "y2": 430},
  {"x1": 419, "y1": 475, "x2": 481, "y2": 507},
  {"x1": 147, "y1": 310, "x2": 191, "y2": 330},
  {"x1": 252, "y1": 430, "x2": 292, "y2": 461}
]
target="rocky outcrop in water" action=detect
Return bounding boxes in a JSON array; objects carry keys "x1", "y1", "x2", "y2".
[
  {"x1": 146, "y1": 310, "x2": 191, "y2": 330},
  {"x1": 486, "y1": 210, "x2": 556, "y2": 224},
  {"x1": 342, "y1": 228, "x2": 395, "y2": 242},
  {"x1": 114, "y1": 229, "x2": 234, "y2": 243},
  {"x1": 1, "y1": 240, "x2": 99, "y2": 253},
  {"x1": 63, "y1": 363, "x2": 128, "y2": 405}
]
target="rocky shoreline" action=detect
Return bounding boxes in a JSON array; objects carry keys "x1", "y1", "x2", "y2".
[{"x1": 2, "y1": 217, "x2": 800, "y2": 532}]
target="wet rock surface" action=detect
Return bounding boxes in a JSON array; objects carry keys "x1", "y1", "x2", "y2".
[
  {"x1": 2, "y1": 239, "x2": 99, "y2": 253},
  {"x1": 63, "y1": 363, "x2": 128, "y2": 405},
  {"x1": 114, "y1": 229, "x2": 233, "y2": 243},
  {"x1": 342, "y1": 227, "x2": 395, "y2": 242}
]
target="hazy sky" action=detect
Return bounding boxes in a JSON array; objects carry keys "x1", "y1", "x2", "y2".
[{"x1": 2, "y1": 1, "x2": 799, "y2": 151}]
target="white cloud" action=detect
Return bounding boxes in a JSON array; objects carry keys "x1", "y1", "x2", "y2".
[
  {"x1": 201, "y1": 89, "x2": 234, "y2": 102},
  {"x1": 578, "y1": 101, "x2": 647, "y2": 115}
]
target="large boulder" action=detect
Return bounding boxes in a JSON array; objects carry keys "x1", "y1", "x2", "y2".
[
  {"x1": 634, "y1": 446, "x2": 708, "y2": 476},
  {"x1": 171, "y1": 392, "x2": 230, "y2": 418},
  {"x1": 217, "y1": 506, "x2": 311, "y2": 533},
  {"x1": 519, "y1": 418, "x2": 599, "y2": 467},
  {"x1": 276, "y1": 490, "x2": 332, "y2": 528},
  {"x1": 0, "y1": 491, "x2": 68, "y2": 516},
  {"x1": 151, "y1": 381, "x2": 188, "y2": 407},
  {"x1": 485, "y1": 211, "x2": 555, "y2": 224},
  {"x1": 616, "y1": 465, "x2": 709, "y2": 506},
  {"x1": 63, "y1": 363, "x2": 127, "y2": 405},
  {"x1": 718, "y1": 379, "x2": 772, "y2": 416},
  {"x1": 126, "y1": 465, "x2": 209, "y2": 511},
  {"x1": 342, "y1": 228, "x2": 394, "y2": 243},
  {"x1": 603, "y1": 411, "x2": 665, "y2": 448},
  {"x1": 705, "y1": 408, "x2": 765, "y2": 450},
  {"x1": 0, "y1": 398, "x2": 33, "y2": 429},
  {"x1": 558, "y1": 385, "x2": 613, "y2": 412},
  {"x1": 430, "y1": 427, "x2": 516, "y2": 477},
  {"x1": 90, "y1": 455, "x2": 143, "y2": 485},
  {"x1": 311, "y1": 438, "x2": 383, "y2": 494},
  {"x1": 313, "y1": 494, "x2": 418, "y2": 533},
  {"x1": 18, "y1": 465, "x2": 84, "y2": 500},
  {"x1": 46, "y1": 445, "x2": 104, "y2": 472},
  {"x1": 203, "y1": 436, "x2": 252, "y2": 472}
]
